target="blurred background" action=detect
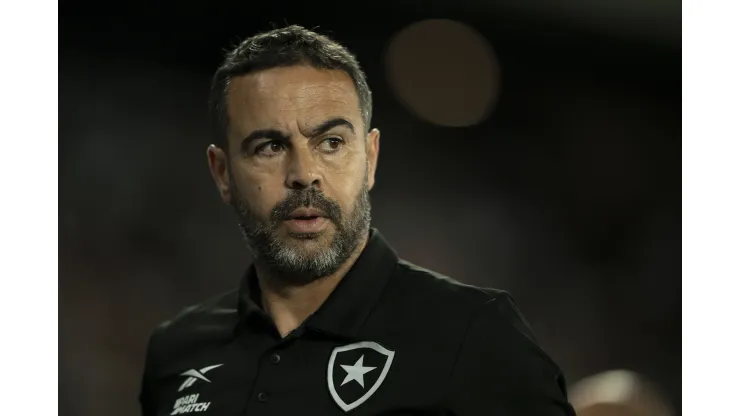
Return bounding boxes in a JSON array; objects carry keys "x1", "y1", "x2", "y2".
[{"x1": 59, "y1": 1, "x2": 680, "y2": 415}]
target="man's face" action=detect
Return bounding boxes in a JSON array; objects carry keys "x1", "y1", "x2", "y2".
[{"x1": 208, "y1": 65, "x2": 380, "y2": 283}]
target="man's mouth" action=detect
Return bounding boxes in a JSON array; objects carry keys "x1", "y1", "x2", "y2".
[
  {"x1": 288, "y1": 208, "x2": 327, "y2": 220},
  {"x1": 283, "y1": 208, "x2": 330, "y2": 234}
]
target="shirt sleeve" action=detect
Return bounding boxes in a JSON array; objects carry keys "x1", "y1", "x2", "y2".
[{"x1": 445, "y1": 293, "x2": 576, "y2": 416}]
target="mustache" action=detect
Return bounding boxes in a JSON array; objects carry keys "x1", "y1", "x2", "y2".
[{"x1": 271, "y1": 187, "x2": 342, "y2": 223}]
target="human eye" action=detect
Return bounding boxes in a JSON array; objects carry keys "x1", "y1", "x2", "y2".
[
  {"x1": 318, "y1": 137, "x2": 345, "y2": 154},
  {"x1": 254, "y1": 140, "x2": 285, "y2": 157}
]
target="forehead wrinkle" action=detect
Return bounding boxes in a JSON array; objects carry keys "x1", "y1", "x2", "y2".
[
  {"x1": 273, "y1": 86, "x2": 356, "y2": 129},
  {"x1": 275, "y1": 83, "x2": 353, "y2": 107},
  {"x1": 227, "y1": 68, "x2": 361, "y2": 136}
]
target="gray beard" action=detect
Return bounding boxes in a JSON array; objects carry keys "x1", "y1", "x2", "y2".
[{"x1": 229, "y1": 172, "x2": 371, "y2": 285}]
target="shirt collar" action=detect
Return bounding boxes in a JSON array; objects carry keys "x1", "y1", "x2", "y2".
[{"x1": 236, "y1": 228, "x2": 398, "y2": 339}]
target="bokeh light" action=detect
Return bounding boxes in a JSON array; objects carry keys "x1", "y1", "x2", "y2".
[{"x1": 385, "y1": 19, "x2": 501, "y2": 127}]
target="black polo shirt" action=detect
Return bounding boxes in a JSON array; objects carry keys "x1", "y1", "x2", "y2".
[{"x1": 139, "y1": 229, "x2": 575, "y2": 416}]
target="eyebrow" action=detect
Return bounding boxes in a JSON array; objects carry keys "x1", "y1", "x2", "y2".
[
  {"x1": 240, "y1": 117, "x2": 356, "y2": 150},
  {"x1": 308, "y1": 117, "x2": 355, "y2": 136}
]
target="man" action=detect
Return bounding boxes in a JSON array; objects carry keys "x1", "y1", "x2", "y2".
[{"x1": 139, "y1": 25, "x2": 575, "y2": 416}]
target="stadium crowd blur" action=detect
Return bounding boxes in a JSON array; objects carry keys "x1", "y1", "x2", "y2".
[{"x1": 59, "y1": 1, "x2": 680, "y2": 415}]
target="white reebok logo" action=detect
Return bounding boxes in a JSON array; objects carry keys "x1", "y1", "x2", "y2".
[{"x1": 178, "y1": 364, "x2": 223, "y2": 392}]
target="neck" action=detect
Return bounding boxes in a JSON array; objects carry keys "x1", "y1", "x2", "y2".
[{"x1": 255, "y1": 232, "x2": 369, "y2": 338}]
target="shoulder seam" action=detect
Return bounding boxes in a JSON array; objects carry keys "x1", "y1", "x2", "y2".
[{"x1": 442, "y1": 296, "x2": 498, "y2": 407}]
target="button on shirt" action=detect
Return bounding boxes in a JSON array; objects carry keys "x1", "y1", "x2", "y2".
[{"x1": 139, "y1": 229, "x2": 575, "y2": 415}]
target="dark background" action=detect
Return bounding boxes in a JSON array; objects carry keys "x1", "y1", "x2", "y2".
[{"x1": 59, "y1": 1, "x2": 681, "y2": 415}]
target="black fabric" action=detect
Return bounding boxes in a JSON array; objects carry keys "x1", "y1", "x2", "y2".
[{"x1": 139, "y1": 228, "x2": 575, "y2": 416}]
